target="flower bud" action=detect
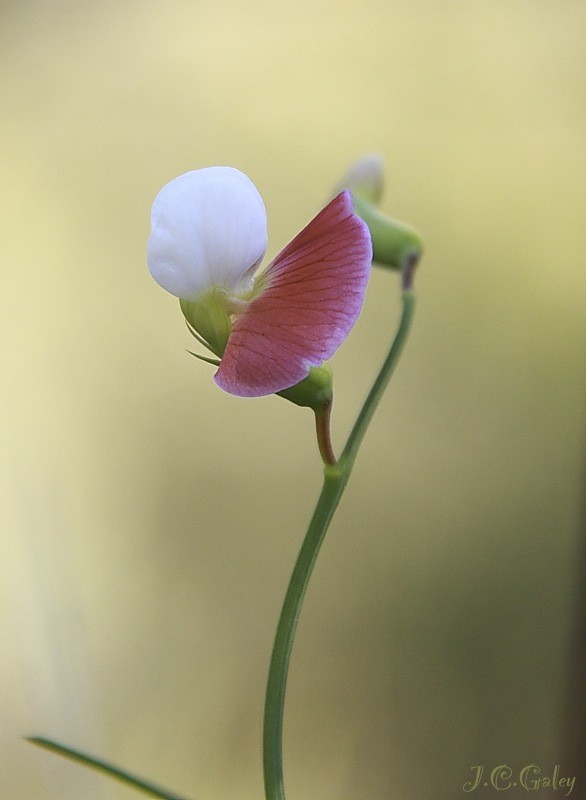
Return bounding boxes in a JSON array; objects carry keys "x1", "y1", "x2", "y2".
[
  {"x1": 352, "y1": 195, "x2": 423, "y2": 271},
  {"x1": 336, "y1": 155, "x2": 423, "y2": 271},
  {"x1": 334, "y1": 153, "x2": 384, "y2": 205}
]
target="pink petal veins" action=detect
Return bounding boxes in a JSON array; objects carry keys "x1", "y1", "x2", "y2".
[{"x1": 215, "y1": 190, "x2": 372, "y2": 397}]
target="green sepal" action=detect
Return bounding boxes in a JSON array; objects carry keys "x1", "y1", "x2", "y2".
[
  {"x1": 277, "y1": 363, "x2": 333, "y2": 411},
  {"x1": 353, "y1": 194, "x2": 423, "y2": 270},
  {"x1": 184, "y1": 319, "x2": 215, "y2": 353},
  {"x1": 180, "y1": 292, "x2": 231, "y2": 357},
  {"x1": 186, "y1": 350, "x2": 221, "y2": 366}
]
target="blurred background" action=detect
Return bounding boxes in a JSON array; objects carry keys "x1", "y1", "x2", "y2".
[{"x1": 1, "y1": 1, "x2": 585, "y2": 798}]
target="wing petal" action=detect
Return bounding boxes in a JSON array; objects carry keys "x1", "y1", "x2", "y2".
[{"x1": 215, "y1": 190, "x2": 372, "y2": 397}]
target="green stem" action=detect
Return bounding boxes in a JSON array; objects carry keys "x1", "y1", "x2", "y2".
[
  {"x1": 263, "y1": 285, "x2": 416, "y2": 800},
  {"x1": 26, "y1": 737, "x2": 191, "y2": 800},
  {"x1": 341, "y1": 290, "x2": 415, "y2": 469}
]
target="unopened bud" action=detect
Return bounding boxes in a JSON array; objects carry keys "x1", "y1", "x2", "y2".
[
  {"x1": 352, "y1": 195, "x2": 423, "y2": 271},
  {"x1": 334, "y1": 153, "x2": 384, "y2": 205},
  {"x1": 336, "y1": 155, "x2": 424, "y2": 271}
]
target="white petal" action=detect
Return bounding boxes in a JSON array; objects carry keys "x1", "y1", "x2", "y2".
[{"x1": 147, "y1": 167, "x2": 268, "y2": 299}]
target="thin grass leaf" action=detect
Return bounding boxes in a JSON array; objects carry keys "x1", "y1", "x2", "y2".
[{"x1": 26, "y1": 737, "x2": 192, "y2": 800}]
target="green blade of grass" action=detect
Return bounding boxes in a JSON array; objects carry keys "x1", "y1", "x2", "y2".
[{"x1": 26, "y1": 737, "x2": 192, "y2": 800}]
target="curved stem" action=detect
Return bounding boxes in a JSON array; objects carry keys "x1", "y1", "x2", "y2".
[
  {"x1": 263, "y1": 286, "x2": 416, "y2": 800},
  {"x1": 262, "y1": 465, "x2": 348, "y2": 800},
  {"x1": 340, "y1": 289, "x2": 415, "y2": 469}
]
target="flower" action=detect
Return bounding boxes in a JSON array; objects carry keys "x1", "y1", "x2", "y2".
[{"x1": 148, "y1": 167, "x2": 372, "y2": 398}]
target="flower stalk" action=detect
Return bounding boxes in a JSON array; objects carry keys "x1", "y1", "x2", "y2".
[
  {"x1": 263, "y1": 268, "x2": 417, "y2": 800},
  {"x1": 314, "y1": 398, "x2": 337, "y2": 466}
]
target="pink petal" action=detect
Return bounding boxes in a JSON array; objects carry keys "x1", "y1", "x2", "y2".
[{"x1": 215, "y1": 190, "x2": 372, "y2": 397}]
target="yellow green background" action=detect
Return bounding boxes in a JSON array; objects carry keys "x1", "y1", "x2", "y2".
[{"x1": 1, "y1": 1, "x2": 585, "y2": 798}]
